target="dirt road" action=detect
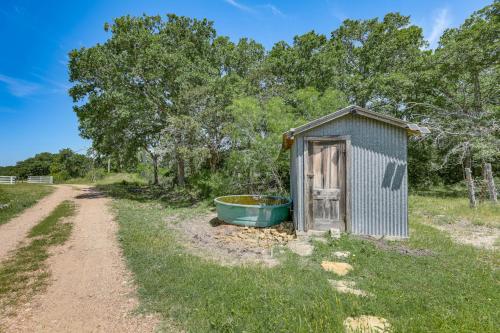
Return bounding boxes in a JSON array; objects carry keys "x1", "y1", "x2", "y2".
[
  {"x1": 1, "y1": 186, "x2": 157, "y2": 332},
  {"x1": 0, "y1": 185, "x2": 76, "y2": 262}
]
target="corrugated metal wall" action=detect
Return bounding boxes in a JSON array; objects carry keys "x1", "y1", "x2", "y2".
[{"x1": 291, "y1": 114, "x2": 408, "y2": 237}]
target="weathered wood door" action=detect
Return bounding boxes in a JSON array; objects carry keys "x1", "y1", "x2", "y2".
[{"x1": 306, "y1": 141, "x2": 346, "y2": 231}]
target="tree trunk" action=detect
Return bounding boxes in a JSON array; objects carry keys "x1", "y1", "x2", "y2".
[
  {"x1": 465, "y1": 168, "x2": 477, "y2": 208},
  {"x1": 472, "y1": 70, "x2": 482, "y2": 114},
  {"x1": 462, "y1": 145, "x2": 472, "y2": 180},
  {"x1": 483, "y1": 163, "x2": 498, "y2": 203},
  {"x1": 151, "y1": 154, "x2": 159, "y2": 185},
  {"x1": 107, "y1": 158, "x2": 111, "y2": 173},
  {"x1": 189, "y1": 156, "x2": 196, "y2": 176},
  {"x1": 209, "y1": 148, "x2": 219, "y2": 171},
  {"x1": 91, "y1": 158, "x2": 96, "y2": 183},
  {"x1": 177, "y1": 155, "x2": 185, "y2": 187}
]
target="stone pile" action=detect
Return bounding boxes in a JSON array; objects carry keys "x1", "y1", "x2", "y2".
[{"x1": 213, "y1": 222, "x2": 295, "y2": 248}]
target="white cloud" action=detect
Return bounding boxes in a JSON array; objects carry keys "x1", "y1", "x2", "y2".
[
  {"x1": 261, "y1": 4, "x2": 285, "y2": 17},
  {"x1": 225, "y1": 1, "x2": 285, "y2": 17},
  {"x1": 225, "y1": 0, "x2": 255, "y2": 13},
  {"x1": 0, "y1": 74, "x2": 41, "y2": 97},
  {"x1": 30, "y1": 72, "x2": 69, "y2": 92},
  {"x1": 427, "y1": 8, "x2": 452, "y2": 49}
]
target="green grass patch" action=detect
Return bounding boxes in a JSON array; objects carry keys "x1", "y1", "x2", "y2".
[
  {"x1": 410, "y1": 194, "x2": 500, "y2": 228},
  {"x1": 104, "y1": 183, "x2": 499, "y2": 332},
  {"x1": 0, "y1": 200, "x2": 76, "y2": 315},
  {"x1": 0, "y1": 184, "x2": 54, "y2": 225}
]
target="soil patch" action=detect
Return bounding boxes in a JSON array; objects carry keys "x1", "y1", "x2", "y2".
[
  {"x1": 357, "y1": 235, "x2": 434, "y2": 256},
  {"x1": 287, "y1": 240, "x2": 314, "y2": 256},
  {"x1": 426, "y1": 219, "x2": 499, "y2": 250},
  {"x1": 167, "y1": 212, "x2": 295, "y2": 267}
]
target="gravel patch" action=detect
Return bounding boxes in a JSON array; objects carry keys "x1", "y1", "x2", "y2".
[{"x1": 167, "y1": 212, "x2": 295, "y2": 267}]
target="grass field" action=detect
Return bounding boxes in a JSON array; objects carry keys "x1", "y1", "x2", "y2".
[
  {"x1": 411, "y1": 195, "x2": 499, "y2": 228},
  {"x1": 412, "y1": 184, "x2": 500, "y2": 228},
  {"x1": 0, "y1": 184, "x2": 54, "y2": 225},
  {"x1": 100, "y1": 183, "x2": 500, "y2": 332},
  {"x1": 0, "y1": 201, "x2": 75, "y2": 315}
]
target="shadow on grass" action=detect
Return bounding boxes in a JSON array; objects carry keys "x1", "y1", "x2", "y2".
[{"x1": 96, "y1": 181, "x2": 195, "y2": 208}]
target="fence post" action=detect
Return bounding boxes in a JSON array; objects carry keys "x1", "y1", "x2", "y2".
[
  {"x1": 465, "y1": 168, "x2": 477, "y2": 208},
  {"x1": 483, "y1": 163, "x2": 497, "y2": 203}
]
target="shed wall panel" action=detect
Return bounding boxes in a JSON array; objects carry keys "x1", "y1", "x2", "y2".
[
  {"x1": 291, "y1": 114, "x2": 408, "y2": 237},
  {"x1": 290, "y1": 139, "x2": 297, "y2": 229},
  {"x1": 295, "y1": 136, "x2": 304, "y2": 230}
]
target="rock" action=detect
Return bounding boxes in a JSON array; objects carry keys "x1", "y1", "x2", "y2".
[
  {"x1": 312, "y1": 237, "x2": 328, "y2": 244},
  {"x1": 343, "y1": 315, "x2": 391, "y2": 333},
  {"x1": 287, "y1": 240, "x2": 314, "y2": 256},
  {"x1": 321, "y1": 261, "x2": 353, "y2": 276},
  {"x1": 333, "y1": 251, "x2": 351, "y2": 259},
  {"x1": 330, "y1": 228, "x2": 341, "y2": 239},
  {"x1": 295, "y1": 230, "x2": 308, "y2": 238},
  {"x1": 262, "y1": 258, "x2": 280, "y2": 267},
  {"x1": 307, "y1": 229, "x2": 328, "y2": 237},
  {"x1": 328, "y1": 279, "x2": 372, "y2": 297},
  {"x1": 0, "y1": 203, "x2": 11, "y2": 210}
]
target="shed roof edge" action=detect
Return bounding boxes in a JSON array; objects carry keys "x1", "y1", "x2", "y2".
[{"x1": 290, "y1": 105, "x2": 412, "y2": 136}]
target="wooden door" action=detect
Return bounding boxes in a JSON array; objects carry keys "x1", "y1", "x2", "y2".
[{"x1": 306, "y1": 141, "x2": 346, "y2": 231}]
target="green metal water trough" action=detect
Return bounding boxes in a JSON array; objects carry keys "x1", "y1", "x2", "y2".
[{"x1": 214, "y1": 195, "x2": 291, "y2": 227}]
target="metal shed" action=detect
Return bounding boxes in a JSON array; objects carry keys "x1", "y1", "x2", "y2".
[{"x1": 282, "y1": 105, "x2": 429, "y2": 238}]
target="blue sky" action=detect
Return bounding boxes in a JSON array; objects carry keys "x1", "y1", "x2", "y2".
[{"x1": 0, "y1": 0, "x2": 490, "y2": 166}]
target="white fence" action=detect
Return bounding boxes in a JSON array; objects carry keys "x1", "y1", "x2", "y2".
[
  {"x1": 27, "y1": 176, "x2": 53, "y2": 184},
  {"x1": 0, "y1": 176, "x2": 16, "y2": 184}
]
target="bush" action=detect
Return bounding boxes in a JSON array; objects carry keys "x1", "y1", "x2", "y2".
[
  {"x1": 52, "y1": 171, "x2": 71, "y2": 183},
  {"x1": 190, "y1": 171, "x2": 236, "y2": 199}
]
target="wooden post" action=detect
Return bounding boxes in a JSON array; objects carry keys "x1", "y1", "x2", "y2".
[
  {"x1": 483, "y1": 163, "x2": 497, "y2": 203},
  {"x1": 465, "y1": 168, "x2": 477, "y2": 208}
]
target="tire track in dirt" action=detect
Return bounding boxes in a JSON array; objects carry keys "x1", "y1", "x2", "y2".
[
  {"x1": 2, "y1": 186, "x2": 158, "y2": 332},
  {"x1": 0, "y1": 185, "x2": 77, "y2": 262}
]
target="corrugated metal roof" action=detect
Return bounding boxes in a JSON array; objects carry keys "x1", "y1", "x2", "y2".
[{"x1": 286, "y1": 105, "x2": 429, "y2": 137}]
